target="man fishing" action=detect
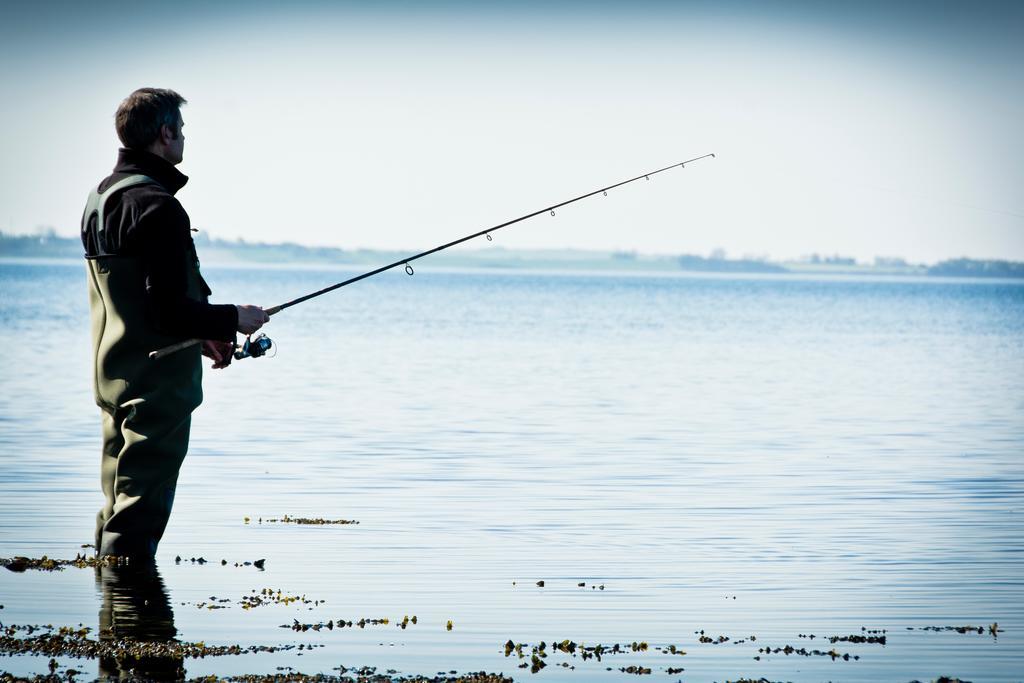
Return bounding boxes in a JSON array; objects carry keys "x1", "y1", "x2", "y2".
[{"x1": 81, "y1": 88, "x2": 269, "y2": 560}]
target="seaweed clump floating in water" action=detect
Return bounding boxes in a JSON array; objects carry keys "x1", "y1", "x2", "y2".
[
  {"x1": 0, "y1": 658, "x2": 513, "y2": 683},
  {"x1": 909, "y1": 624, "x2": 1001, "y2": 636},
  {"x1": 246, "y1": 516, "x2": 359, "y2": 525},
  {"x1": 0, "y1": 623, "x2": 323, "y2": 659},
  {"x1": 196, "y1": 671, "x2": 513, "y2": 683},
  {"x1": 1, "y1": 555, "x2": 129, "y2": 572}
]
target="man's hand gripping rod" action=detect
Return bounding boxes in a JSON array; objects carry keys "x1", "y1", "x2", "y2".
[
  {"x1": 148, "y1": 154, "x2": 716, "y2": 361},
  {"x1": 148, "y1": 304, "x2": 282, "y2": 360}
]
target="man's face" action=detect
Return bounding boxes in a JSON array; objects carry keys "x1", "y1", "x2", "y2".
[{"x1": 167, "y1": 114, "x2": 185, "y2": 165}]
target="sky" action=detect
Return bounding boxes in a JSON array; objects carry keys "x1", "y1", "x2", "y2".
[{"x1": 1, "y1": 0, "x2": 1022, "y2": 263}]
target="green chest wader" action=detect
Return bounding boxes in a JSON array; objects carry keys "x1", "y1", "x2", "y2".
[{"x1": 83, "y1": 175, "x2": 207, "y2": 559}]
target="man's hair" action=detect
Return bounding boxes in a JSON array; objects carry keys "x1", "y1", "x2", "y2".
[{"x1": 115, "y1": 88, "x2": 187, "y2": 149}]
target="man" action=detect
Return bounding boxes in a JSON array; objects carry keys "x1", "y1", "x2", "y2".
[{"x1": 81, "y1": 88, "x2": 268, "y2": 560}]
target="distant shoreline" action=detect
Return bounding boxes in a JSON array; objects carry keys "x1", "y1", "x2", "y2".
[{"x1": 2, "y1": 232, "x2": 1022, "y2": 279}]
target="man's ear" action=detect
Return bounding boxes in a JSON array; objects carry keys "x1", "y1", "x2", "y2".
[{"x1": 160, "y1": 123, "x2": 177, "y2": 143}]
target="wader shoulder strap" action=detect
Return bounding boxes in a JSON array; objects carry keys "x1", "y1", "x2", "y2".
[{"x1": 84, "y1": 174, "x2": 160, "y2": 239}]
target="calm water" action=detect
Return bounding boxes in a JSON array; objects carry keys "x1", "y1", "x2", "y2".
[{"x1": 1, "y1": 259, "x2": 1023, "y2": 681}]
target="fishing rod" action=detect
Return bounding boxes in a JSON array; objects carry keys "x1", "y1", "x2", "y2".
[{"x1": 149, "y1": 153, "x2": 715, "y2": 361}]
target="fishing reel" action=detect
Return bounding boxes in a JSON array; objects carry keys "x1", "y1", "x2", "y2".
[{"x1": 234, "y1": 333, "x2": 274, "y2": 360}]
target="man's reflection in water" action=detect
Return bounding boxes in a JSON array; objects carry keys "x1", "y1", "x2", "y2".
[{"x1": 96, "y1": 562, "x2": 184, "y2": 680}]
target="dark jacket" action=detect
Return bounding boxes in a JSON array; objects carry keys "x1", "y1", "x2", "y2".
[{"x1": 81, "y1": 149, "x2": 237, "y2": 341}]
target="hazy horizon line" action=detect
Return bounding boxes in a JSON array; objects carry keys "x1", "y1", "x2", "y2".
[{"x1": 2, "y1": 228, "x2": 1020, "y2": 268}]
